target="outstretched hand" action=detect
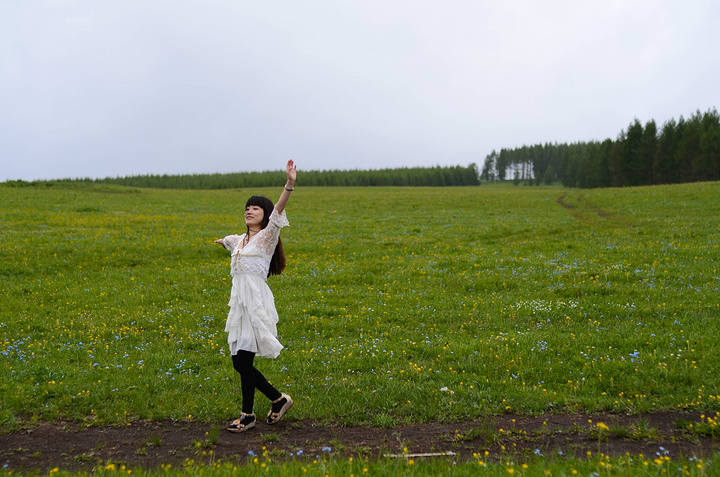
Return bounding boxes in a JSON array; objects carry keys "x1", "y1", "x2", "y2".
[
  {"x1": 286, "y1": 159, "x2": 297, "y2": 183},
  {"x1": 275, "y1": 160, "x2": 296, "y2": 214}
]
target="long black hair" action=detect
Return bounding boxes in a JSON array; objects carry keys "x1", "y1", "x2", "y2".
[{"x1": 245, "y1": 195, "x2": 286, "y2": 276}]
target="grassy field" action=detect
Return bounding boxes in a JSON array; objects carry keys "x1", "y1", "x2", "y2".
[
  {"x1": 1, "y1": 182, "x2": 719, "y2": 474},
  {"x1": 14, "y1": 454, "x2": 720, "y2": 477}
]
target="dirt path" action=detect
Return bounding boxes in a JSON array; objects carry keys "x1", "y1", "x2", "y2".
[{"x1": 2, "y1": 411, "x2": 718, "y2": 473}]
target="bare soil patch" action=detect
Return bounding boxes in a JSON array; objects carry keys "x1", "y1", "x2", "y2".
[{"x1": 2, "y1": 412, "x2": 718, "y2": 473}]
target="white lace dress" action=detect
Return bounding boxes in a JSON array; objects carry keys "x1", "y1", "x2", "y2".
[{"x1": 220, "y1": 209, "x2": 289, "y2": 358}]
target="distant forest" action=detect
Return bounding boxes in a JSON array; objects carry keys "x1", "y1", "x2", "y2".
[
  {"x1": 5, "y1": 108, "x2": 718, "y2": 190},
  {"x1": 25, "y1": 165, "x2": 479, "y2": 189},
  {"x1": 481, "y1": 108, "x2": 720, "y2": 188}
]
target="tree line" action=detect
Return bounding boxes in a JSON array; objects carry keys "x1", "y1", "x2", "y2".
[
  {"x1": 481, "y1": 108, "x2": 720, "y2": 188},
  {"x1": 4, "y1": 165, "x2": 480, "y2": 189}
]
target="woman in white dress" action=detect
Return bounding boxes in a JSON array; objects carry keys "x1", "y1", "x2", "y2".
[{"x1": 214, "y1": 159, "x2": 297, "y2": 432}]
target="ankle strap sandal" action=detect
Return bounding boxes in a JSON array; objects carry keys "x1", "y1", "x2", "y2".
[
  {"x1": 267, "y1": 393, "x2": 294, "y2": 425},
  {"x1": 227, "y1": 412, "x2": 256, "y2": 433}
]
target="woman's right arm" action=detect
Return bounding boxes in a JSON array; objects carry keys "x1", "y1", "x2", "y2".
[{"x1": 215, "y1": 235, "x2": 241, "y2": 250}]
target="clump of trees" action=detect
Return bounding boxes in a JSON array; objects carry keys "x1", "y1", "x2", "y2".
[
  {"x1": 481, "y1": 108, "x2": 720, "y2": 188},
  {"x1": 5, "y1": 165, "x2": 480, "y2": 189}
]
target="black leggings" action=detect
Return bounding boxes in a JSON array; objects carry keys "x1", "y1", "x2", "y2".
[{"x1": 231, "y1": 350, "x2": 281, "y2": 414}]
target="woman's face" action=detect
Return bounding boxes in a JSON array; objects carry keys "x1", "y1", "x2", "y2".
[{"x1": 245, "y1": 205, "x2": 265, "y2": 229}]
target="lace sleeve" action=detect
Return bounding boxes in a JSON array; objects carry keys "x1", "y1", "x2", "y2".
[
  {"x1": 254, "y1": 209, "x2": 289, "y2": 256},
  {"x1": 223, "y1": 235, "x2": 242, "y2": 251}
]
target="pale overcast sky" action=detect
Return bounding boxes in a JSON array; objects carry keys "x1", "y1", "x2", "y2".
[{"x1": 1, "y1": 0, "x2": 718, "y2": 181}]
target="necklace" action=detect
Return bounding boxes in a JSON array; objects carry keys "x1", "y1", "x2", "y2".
[{"x1": 243, "y1": 229, "x2": 260, "y2": 247}]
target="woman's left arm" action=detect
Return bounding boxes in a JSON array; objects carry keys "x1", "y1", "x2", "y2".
[{"x1": 274, "y1": 159, "x2": 297, "y2": 213}]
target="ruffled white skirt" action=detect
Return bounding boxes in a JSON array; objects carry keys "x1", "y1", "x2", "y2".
[{"x1": 225, "y1": 272, "x2": 284, "y2": 358}]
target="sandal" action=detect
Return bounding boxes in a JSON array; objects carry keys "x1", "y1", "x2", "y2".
[
  {"x1": 227, "y1": 412, "x2": 256, "y2": 433},
  {"x1": 267, "y1": 393, "x2": 293, "y2": 425}
]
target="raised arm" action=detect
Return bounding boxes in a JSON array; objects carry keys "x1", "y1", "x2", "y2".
[{"x1": 274, "y1": 159, "x2": 297, "y2": 213}]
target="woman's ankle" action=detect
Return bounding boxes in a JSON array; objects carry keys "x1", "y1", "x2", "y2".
[{"x1": 271, "y1": 397, "x2": 286, "y2": 413}]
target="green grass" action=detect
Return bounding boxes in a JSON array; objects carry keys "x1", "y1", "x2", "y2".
[
  {"x1": 1, "y1": 182, "x2": 719, "y2": 428},
  {"x1": 2, "y1": 182, "x2": 720, "y2": 475},
  {"x1": 12, "y1": 452, "x2": 720, "y2": 476}
]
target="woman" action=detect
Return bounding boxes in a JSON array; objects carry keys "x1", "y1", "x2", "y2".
[{"x1": 214, "y1": 159, "x2": 296, "y2": 432}]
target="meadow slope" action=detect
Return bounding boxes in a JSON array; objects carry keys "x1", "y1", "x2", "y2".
[{"x1": 1, "y1": 182, "x2": 719, "y2": 430}]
